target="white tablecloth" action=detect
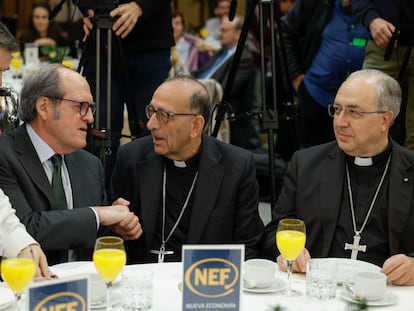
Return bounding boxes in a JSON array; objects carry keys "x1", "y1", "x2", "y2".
[{"x1": 1, "y1": 261, "x2": 412, "y2": 311}]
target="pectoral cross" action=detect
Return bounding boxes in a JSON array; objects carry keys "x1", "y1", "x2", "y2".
[
  {"x1": 344, "y1": 232, "x2": 366, "y2": 260},
  {"x1": 151, "y1": 243, "x2": 174, "y2": 263}
]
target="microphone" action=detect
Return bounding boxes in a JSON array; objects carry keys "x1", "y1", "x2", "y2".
[
  {"x1": 49, "y1": 0, "x2": 67, "y2": 21},
  {"x1": 229, "y1": 0, "x2": 238, "y2": 21}
]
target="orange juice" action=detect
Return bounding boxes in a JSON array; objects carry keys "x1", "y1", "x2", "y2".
[
  {"x1": 276, "y1": 230, "x2": 306, "y2": 260},
  {"x1": 10, "y1": 58, "x2": 23, "y2": 70},
  {"x1": 1, "y1": 258, "x2": 35, "y2": 293},
  {"x1": 93, "y1": 249, "x2": 126, "y2": 282}
]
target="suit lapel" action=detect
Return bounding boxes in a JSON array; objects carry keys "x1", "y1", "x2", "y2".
[
  {"x1": 387, "y1": 143, "x2": 414, "y2": 254},
  {"x1": 14, "y1": 126, "x2": 54, "y2": 206},
  {"x1": 188, "y1": 137, "x2": 224, "y2": 241},
  {"x1": 139, "y1": 155, "x2": 163, "y2": 247},
  {"x1": 320, "y1": 146, "x2": 345, "y2": 256}
]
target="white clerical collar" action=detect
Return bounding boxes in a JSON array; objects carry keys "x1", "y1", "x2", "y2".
[
  {"x1": 354, "y1": 157, "x2": 373, "y2": 166},
  {"x1": 173, "y1": 160, "x2": 187, "y2": 168}
]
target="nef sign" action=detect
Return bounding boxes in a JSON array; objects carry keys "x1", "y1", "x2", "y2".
[
  {"x1": 33, "y1": 292, "x2": 86, "y2": 311},
  {"x1": 182, "y1": 245, "x2": 243, "y2": 311},
  {"x1": 185, "y1": 258, "x2": 239, "y2": 298},
  {"x1": 29, "y1": 276, "x2": 88, "y2": 311}
]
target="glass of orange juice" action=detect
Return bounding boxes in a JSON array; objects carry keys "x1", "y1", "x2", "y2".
[
  {"x1": 10, "y1": 52, "x2": 23, "y2": 78},
  {"x1": 1, "y1": 258, "x2": 36, "y2": 310},
  {"x1": 93, "y1": 236, "x2": 126, "y2": 310},
  {"x1": 276, "y1": 218, "x2": 306, "y2": 296}
]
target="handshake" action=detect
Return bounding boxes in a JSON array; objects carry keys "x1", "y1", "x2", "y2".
[{"x1": 93, "y1": 197, "x2": 143, "y2": 240}]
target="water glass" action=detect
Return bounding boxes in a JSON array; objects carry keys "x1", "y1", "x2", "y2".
[
  {"x1": 122, "y1": 268, "x2": 153, "y2": 310},
  {"x1": 306, "y1": 259, "x2": 337, "y2": 300}
]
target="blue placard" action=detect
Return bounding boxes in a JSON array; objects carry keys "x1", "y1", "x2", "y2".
[
  {"x1": 28, "y1": 275, "x2": 89, "y2": 311},
  {"x1": 182, "y1": 245, "x2": 244, "y2": 311}
]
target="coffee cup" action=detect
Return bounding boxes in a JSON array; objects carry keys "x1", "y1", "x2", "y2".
[
  {"x1": 354, "y1": 271, "x2": 386, "y2": 301},
  {"x1": 244, "y1": 259, "x2": 275, "y2": 288}
]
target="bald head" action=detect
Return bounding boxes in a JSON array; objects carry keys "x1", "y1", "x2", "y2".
[{"x1": 164, "y1": 76, "x2": 211, "y2": 128}]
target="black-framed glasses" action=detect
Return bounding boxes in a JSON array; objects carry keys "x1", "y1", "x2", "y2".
[
  {"x1": 50, "y1": 97, "x2": 96, "y2": 116},
  {"x1": 145, "y1": 105, "x2": 198, "y2": 125},
  {"x1": 327, "y1": 104, "x2": 387, "y2": 119}
]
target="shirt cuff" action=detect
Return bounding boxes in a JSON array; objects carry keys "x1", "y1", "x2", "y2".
[{"x1": 89, "y1": 206, "x2": 100, "y2": 230}]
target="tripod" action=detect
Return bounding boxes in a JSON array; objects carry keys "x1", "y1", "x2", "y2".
[
  {"x1": 212, "y1": 0, "x2": 297, "y2": 209},
  {"x1": 77, "y1": 12, "x2": 138, "y2": 170}
]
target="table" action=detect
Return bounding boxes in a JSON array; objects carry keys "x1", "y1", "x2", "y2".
[{"x1": 1, "y1": 261, "x2": 412, "y2": 310}]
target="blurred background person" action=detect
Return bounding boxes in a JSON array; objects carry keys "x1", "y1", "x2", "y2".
[
  {"x1": 19, "y1": 2, "x2": 66, "y2": 54},
  {"x1": 81, "y1": 0, "x2": 174, "y2": 195},
  {"x1": 282, "y1": 0, "x2": 370, "y2": 147},
  {"x1": 193, "y1": 16, "x2": 259, "y2": 152},
  {"x1": 351, "y1": 0, "x2": 414, "y2": 149},
  {"x1": 204, "y1": 0, "x2": 230, "y2": 50},
  {"x1": 172, "y1": 10, "x2": 211, "y2": 72}
]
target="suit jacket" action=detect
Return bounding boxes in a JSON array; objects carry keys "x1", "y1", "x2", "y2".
[
  {"x1": 193, "y1": 47, "x2": 254, "y2": 115},
  {"x1": 0, "y1": 125, "x2": 107, "y2": 265},
  {"x1": 112, "y1": 135, "x2": 264, "y2": 263},
  {"x1": 0, "y1": 188, "x2": 36, "y2": 258},
  {"x1": 261, "y1": 140, "x2": 414, "y2": 264}
]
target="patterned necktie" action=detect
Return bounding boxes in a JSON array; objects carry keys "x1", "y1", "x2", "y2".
[{"x1": 51, "y1": 154, "x2": 67, "y2": 210}]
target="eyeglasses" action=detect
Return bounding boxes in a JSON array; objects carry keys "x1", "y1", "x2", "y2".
[
  {"x1": 50, "y1": 97, "x2": 96, "y2": 116},
  {"x1": 145, "y1": 105, "x2": 198, "y2": 125},
  {"x1": 327, "y1": 104, "x2": 387, "y2": 119}
]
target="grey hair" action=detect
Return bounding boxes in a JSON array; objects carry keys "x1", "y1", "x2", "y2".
[
  {"x1": 347, "y1": 69, "x2": 401, "y2": 121},
  {"x1": 18, "y1": 64, "x2": 66, "y2": 122},
  {"x1": 0, "y1": 21, "x2": 19, "y2": 51},
  {"x1": 166, "y1": 76, "x2": 211, "y2": 129}
]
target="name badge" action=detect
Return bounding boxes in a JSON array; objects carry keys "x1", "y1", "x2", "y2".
[{"x1": 352, "y1": 38, "x2": 367, "y2": 47}]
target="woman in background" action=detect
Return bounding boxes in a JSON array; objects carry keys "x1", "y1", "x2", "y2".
[{"x1": 19, "y1": 2, "x2": 66, "y2": 50}]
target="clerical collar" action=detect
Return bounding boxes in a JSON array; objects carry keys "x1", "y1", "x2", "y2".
[
  {"x1": 166, "y1": 152, "x2": 201, "y2": 169},
  {"x1": 354, "y1": 157, "x2": 373, "y2": 166},
  {"x1": 346, "y1": 143, "x2": 392, "y2": 167},
  {"x1": 173, "y1": 160, "x2": 186, "y2": 168}
]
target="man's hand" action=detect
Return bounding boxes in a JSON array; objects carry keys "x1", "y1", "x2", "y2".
[
  {"x1": 94, "y1": 200, "x2": 143, "y2": 240},
  {"x1": 110, "y1": 2, "x2": 143, "y2": 38},
  {"x1": 381, "y1": 254, "x2": 414, "y2": 286},
  {"x1": 111, "y1": 212, "x2": 143, "y2": 240},
  {"x1": 94, "y1": 204, "x2": 130, "y2": 225},
  {"x1": 82, "y1": 9, "x2": 95, "y2": 40},
  {"x1": 292, "y1": 74, "x2": 304, "y2": 92},
  {"x1": 276, "y1": 248, "x2": 310, "y2": 273},
  {"x1": 18, "y1": 244, "x2": 53, "y2": 278},
  {"x1": 369, "y1": 17, "x2": 395, "y2": 49}
]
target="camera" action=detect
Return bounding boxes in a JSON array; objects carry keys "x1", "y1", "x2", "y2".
[
  {"x1": 93, "y1": 0, "x2": 119, "y2": 17},
  {"x1": 77, "y1": 0, "x2": 119, "y2": 17}
]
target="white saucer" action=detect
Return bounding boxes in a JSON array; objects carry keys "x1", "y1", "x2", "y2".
[
  {"x1": 340, "y1": 289, "x2": 398, "y2": 306},
  {"x1": 243, "y1": 278, "x2": 285, "y2": 294},
  {"x1": 90, "y1": 292, "x2": 121, "y2": 309},
  {"x1": 51, "y1": 261, "x2": 122, "y2": 284}
]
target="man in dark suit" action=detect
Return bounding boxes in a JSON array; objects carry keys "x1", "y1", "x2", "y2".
[
  {"x1": 261, "y1": 69, "x2": 414, "y2": 286},
  {"x1": 193, "y1": 16, "x2": 261, "y2": 152},
  {"x1": 0, "y1": 64, "x2": 142, "y2": 265},
  {"x1": 112, "y1": 76, "x2": 264, "y2": 263}
]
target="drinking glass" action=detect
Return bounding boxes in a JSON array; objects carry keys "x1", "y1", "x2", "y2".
[
  {"x1": 10, "y1": 52, "x2": 23, "y2": 78},
  {"x1": 1, "y1": 258, "x2": 36, "y2": 310},
  {"x1": 93, "y1": 236, "x2": 126, "y2": 310},
  {"x1": 276, "y1": 218, "x2": 306, "y2": 296}
]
